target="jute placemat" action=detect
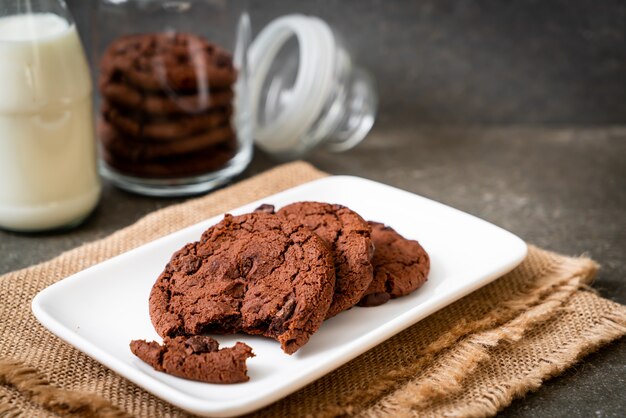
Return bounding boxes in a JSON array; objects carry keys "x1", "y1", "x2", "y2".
[{"x1": 1, "y1": 161, "x2": 625, "y2": 418}]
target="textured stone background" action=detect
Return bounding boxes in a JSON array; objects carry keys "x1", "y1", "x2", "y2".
[{"x1": 68, "y1": 0, "x2": 626, "y2": 125}]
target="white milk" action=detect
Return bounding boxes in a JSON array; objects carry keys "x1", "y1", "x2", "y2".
[{"x1": 0, "y1": 13, "x2": 100, "y2": 231}]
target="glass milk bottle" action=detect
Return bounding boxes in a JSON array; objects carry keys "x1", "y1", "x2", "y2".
[{"x1": 0, "y1": 0, "x2": 100, "y2": 232}]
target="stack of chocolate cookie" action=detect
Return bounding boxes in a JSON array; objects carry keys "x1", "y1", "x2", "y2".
[
  {"x1": 130, "y1": 201, "x2": 430, "y2": 383},
  {"x1": 98, "y1": 32, "x2": 238, "y2": 178}
]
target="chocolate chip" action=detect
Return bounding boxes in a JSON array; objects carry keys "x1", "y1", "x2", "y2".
[
  {"x1": 358, "y1": 292, "x2": 391, "y2": 307},
  {"x1": 254, "y1": 203, "x2": 275, "y2": 214},
  {"x1": 182, "y1": 257, "x2": 202, "y2": 274},
  {"x1": 185, "y1": 336, "x2": 219, "y2": 353},
  {"x1": 240, "y1": 257, "x2": 254, "y2": 276},
  {"x1": 269, "y1": 296, "x2": 297, "y2": 334}
]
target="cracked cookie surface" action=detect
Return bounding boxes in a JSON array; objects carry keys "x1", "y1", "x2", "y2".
[
  {"x1": 276, "y1": 202, "x2": 374, "y2": 318},
  {"x1": 149, "y1": 212, "x2": 335, "y2": 354},
  {"x1": 358, "y1": 221, "x2": 430, "y2": 307},
  {"x1": 130, "y1": 336, "x2": 253, "y2": 383}
]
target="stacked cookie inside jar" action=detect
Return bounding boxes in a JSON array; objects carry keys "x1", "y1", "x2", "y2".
[{"x1": 98, "y1": 33, "x2": 238, "y2": 179}]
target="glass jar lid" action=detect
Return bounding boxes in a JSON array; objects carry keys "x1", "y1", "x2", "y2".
[{"x1": 248, "y1": 14, "x2": 377, "y2": 159}]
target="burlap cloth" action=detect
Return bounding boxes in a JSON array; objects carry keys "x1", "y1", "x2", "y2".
[{"x1": 1, "y1": 162, "x2": 625, "y2": 418}]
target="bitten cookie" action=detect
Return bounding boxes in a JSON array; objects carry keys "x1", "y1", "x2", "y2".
[
  {"x1": 149, "y1": 212, "x2": 336, "y2": 354},
  {"x1": 276, "y1": 202, "x2": 374, "y2": 318},
  {"x1": 100, "y1": 32, "x2": 236, "y2": 92},
  {"x1": 130, "y1": 336, "x2": 253, "y2": 383},
  {"x1": 358, "y1": 222, "x2": 430, "y2": 307}
]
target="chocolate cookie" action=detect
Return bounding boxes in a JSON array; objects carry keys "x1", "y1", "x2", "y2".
[
  {"x1": 101, "y1": 32, "x2": 236, "y2": 92},
  {"x1": 130, "y1": 336, "x2": 253, "y2": 384},
  {"x1": 100, "y1": 82, "x2": 234, "y2": 115},
  {"x1": 103, "y1": 101, "x2": 232, "y2": 141},
  {"x1": 99, "y1": 120, "x2": 235, "y2": 160},
  {"x1": 358, "y1": 222, "x2": 430, "y2": 307},
  {"x1": 276, "y1": 202, "x2": 374, "y2": 318},
  {"x1": 149, "y1": 212, "x2": 336, "y2": 354},
  {"x1": 101, "y1": 137, "x2": 237, "y2": 179}
]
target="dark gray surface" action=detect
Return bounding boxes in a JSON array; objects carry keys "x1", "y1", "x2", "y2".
[
  {"x1": 1, "y1": 125, "x2": 625, "y2": 416},
  {"x1": 69, "y1": 0, "x2": 626, "y2": 124},
  {"x1": 4, "y1": 0, "x2": 626, "y2": 415}
]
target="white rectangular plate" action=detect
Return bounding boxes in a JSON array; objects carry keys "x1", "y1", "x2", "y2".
[{"x1": 32, "y1": 176, "x2": 527, "y2": 417}]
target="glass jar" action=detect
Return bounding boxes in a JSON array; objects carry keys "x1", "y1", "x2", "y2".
[
  {"x1": 0, "y1": 0, "x2": 101, "y2": 232},
  {"x1": 93, "y1": 1, "x2": 376, "y2": 196},
  {"x1": 94, "y1": 0, "x2": 253, "y2": 197}
]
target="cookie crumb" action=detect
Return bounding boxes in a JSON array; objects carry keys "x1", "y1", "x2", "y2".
[
  {"x1": 130, "y1": 336, "x2": 254, "y2": 384},
  {"x1": 254, "y1": 203, "x2": 275, "y2": 214}
]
